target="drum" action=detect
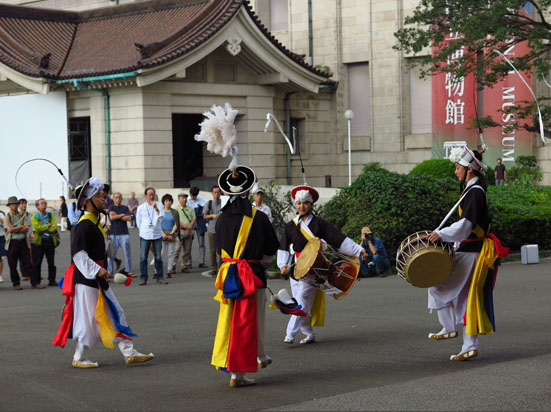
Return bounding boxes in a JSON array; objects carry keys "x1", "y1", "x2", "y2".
[
  {"x1": 395, "y1": 230, "x2": 454, "y2": 288},
  {"x1": 294, "y1": 237, "x2": 360, "y2": 300}
]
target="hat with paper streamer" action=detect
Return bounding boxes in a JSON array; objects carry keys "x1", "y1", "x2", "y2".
[
  {"x1": 268, "y1": 288, "x2": 306, "y2": 317},
  {"x1": 114, "y1": 272, "x2": 132, "y2": 286}
]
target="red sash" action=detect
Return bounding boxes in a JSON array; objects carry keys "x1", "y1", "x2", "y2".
[
  {"x1": 222, "y1": 257, "x2": 263, "y2": 372},
  {"x1": 52, "y1": 260, "x2": 104, "y2": 348}
]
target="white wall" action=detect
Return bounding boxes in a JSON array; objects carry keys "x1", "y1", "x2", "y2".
[{"x1": 0, "y1": 92, "x2": 69, "y2": 200}]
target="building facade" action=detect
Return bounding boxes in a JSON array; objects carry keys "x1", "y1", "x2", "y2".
[{"x1": 1, "y1": 0, "x2": 549, "y2": 197}]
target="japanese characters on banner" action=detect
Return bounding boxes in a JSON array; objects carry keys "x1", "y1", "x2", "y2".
[
  {"x1": 432, "y1": 33, "x2": 533, "y2": 166},
  {"x1": 432, "y1": 32, "x2": 477, "y2": 160}
]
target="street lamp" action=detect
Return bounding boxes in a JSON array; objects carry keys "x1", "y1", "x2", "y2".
[{"x1": 344, "y1": 109, "x2": 354, "y2": 186}]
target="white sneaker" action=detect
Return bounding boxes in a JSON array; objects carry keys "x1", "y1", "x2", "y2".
[
  {"x1": 0, "y1": 275, "x2": 3, "y2": 283},
  {"x1": 299, "y1": 336, "x2": 316, "y2": 345}
]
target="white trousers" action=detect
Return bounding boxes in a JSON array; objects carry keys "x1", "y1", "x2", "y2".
[
  {"x1": 429, "y1": 252, "x2": 480, "y2": 352},
  {"x1": 286, "y1": 277, "x2": 318, "y2": 340},
  {"x1": 72, "y1": 284, "x2": 135, "y2": 352},
  {"x1": 161, "y1": 240, "x2": 176, "y2": 272},
  {"x1": 256, "y1": 288, "x2": 268, "y2": 361},
  {"x1": 60, "y1": 217, "x2": 68, "y2": 232},
  {"x1": 73, "y1": 337, "x2": 137, "y2": 361}
]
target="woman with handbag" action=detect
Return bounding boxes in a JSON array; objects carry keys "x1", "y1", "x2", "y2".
[{"x1": 160, "y1": 194, "x2": 180, "y2": 278}]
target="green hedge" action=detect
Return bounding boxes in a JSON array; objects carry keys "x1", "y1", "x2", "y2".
[
  {"x1": 320, "y1": 164, "x2": 458, "y2": 263},
  {"x1": 320, "y1": 164, "x2": 551, "y2": 263},
  {"x1": 410, "y1": 158, "x2": 496, "y2": 185},
  {"x1": 409, "y1": 158, "x2": 456, "y2": 179},
  {"x1": 487, "y1": 185, "x2": 551, "y2": 250}
]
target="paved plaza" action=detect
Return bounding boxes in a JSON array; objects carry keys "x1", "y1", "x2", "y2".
[{"x1": 0, "y1": 229, "x2": 550, "y2": 411}]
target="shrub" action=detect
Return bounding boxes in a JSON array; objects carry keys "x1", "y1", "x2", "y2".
[
  {"x1": 410, "y1": 158, "x2": 499, "y2": 185},
  {"x1": 507, "y1": 155, "x2": 543, "y2": 186},
  {"x1": 487, "y1": 185, "x2": 551, "y2": 250},
  {"x1": 409, "y1": 158, "x2": 456, "y2": 179},
  {"x1": 319, "y1": 164, "x2": 551, "y2": 268},
  {"x1": 319, "y1": 164, "x2": 458, "y2": 264},
  {"x1": 257, "y1": 181, "x2": 294, "y2": 238}
]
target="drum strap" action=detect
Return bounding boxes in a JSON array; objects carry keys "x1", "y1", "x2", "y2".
[
  {"x1": 436, "y1": 185, "x2": 484, "y2": 230},
  {"x1": 293, "y1": 216, "x2": 315, "y2": 244},
  {"x1": 292, "y1": 217, "x2": 325, "y2": 328}
]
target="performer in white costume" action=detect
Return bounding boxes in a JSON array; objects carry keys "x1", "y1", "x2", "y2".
[
  {"x1": 277, "y1": 185, "x2": 368, "y2": 344},
  {"x1": 426, "y1": 147, "x2": 508, "y2": 361},
  {"x1": 52, "y1": 177, "x2": 154, "y2": 368}
]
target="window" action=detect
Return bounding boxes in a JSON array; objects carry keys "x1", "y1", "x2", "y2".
[
  {"x1": 347, "y1": 62, "x2": 371, "y2": 137},
  {"x1": 270, "y1": 0, "x2": 288, "y2": 31},
  {"x1": 409, "y1": 65, "x2": 432, "y2": 134}
]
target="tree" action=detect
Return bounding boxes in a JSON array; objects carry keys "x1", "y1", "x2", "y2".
[{"x1": 394, "y1": 0, "x2": 551, "y2": 134}]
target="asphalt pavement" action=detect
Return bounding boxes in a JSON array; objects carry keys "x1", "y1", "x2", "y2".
[{"x1": 0, "y1": 228, "x2": 550, "y2": 411}]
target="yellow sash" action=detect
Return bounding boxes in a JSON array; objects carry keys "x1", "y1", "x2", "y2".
[
  {"x1": 465, "y1": 237, "x2": 499, "y2": 335},
  {"x1": 293, "y1": 219, "x2": 325, "y2": 327},
  {"x1": 211, "y1": 209, "x2": 256, "y2": 369},
  {"x1": 79, "y1": 212, "x2": 106, "y2": 240},
  {"x1": 96, "y1": 291, "x2": 116, "y2": 349}
]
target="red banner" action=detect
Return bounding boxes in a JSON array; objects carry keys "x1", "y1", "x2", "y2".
[
  {"x1": 482, "y1": 38, "x2": 533, "y2": 166},
  {"x1": 432, "y1": 32, "x2": 478, "y2": 159},
  {"x1": 432, "y1": 32, "x2": 533, "y2": 167}
]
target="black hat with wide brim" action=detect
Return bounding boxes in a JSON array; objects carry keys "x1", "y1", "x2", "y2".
[{"x1": 218, "y1": 166, "x2": 256, "y2": 196}]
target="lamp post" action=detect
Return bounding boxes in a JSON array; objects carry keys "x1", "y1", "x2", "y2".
[{"x1": 344, "y1": 109, "x2": 354, "y2": 186}]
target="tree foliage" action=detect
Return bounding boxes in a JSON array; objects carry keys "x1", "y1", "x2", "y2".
[
  {"x1": 319, "y1": 163, "x2": 551, "y2": 268},
  {"x1": 507, "y1": 154, "x2": 544, "y2": 184},
  {"x1": 394, "y1": 0, "x2": 551, "y2": 134}
]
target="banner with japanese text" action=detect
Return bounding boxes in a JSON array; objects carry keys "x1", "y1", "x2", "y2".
[
  {"x1": 432, "y1": 32, "x2": 478, "y2": 160},
  {"x1": 432, "y1": 33, "x2": 533, "y2": 168}
]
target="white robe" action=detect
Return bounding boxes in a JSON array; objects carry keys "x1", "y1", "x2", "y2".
[{"x1": 72, "y1": 249, "x2": 130, "y2": 349}]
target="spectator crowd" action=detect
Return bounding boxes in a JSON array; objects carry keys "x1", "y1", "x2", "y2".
[
  {"x1": 1, "y1": 182, "x2": 397, "y2": 290},
  {"x1": 0, "y1": 184, "x2": 231, "y2": 290}
]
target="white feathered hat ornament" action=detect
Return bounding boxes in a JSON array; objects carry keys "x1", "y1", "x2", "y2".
[{"x1": 195, "y1": 103, "x2": 256, "y2": 195}]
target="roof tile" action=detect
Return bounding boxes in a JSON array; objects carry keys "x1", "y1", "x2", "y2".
[{"x1": 0, "y1": 0, "x2": 331, "y2": 81}]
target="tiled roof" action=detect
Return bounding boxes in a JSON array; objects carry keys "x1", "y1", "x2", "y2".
[{"x1": 0, "y1": 0, "x2": 331, "y2": 81}]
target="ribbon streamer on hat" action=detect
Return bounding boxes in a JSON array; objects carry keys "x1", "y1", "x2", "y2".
[
  {"x1": 492, "y1": 49, "x2": 546, "y2": 144},
  {"x1": 264, "y1": 113, "x2": 295, "y2": 155},
  {"x1": 15, "y1": 158, "x2": 73, "y2": 198},
  {"x1": 265, "y1": 113, "x2": 308, "y2": 184}
]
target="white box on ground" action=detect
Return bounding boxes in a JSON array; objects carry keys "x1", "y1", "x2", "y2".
[{"x1": 521, "y1": 244, "x2": 539, "y2": 264}]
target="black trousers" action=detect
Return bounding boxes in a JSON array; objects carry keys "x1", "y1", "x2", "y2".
[
  {"x1": 32, "y1": 238, "x2": 56, "y2": 284},
  {"x1": 7, "y1": 238, "x2": 35, "y2": 286}
]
